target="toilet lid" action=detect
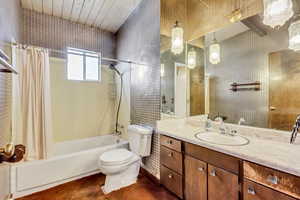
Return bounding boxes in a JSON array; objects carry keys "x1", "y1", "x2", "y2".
[{"x1": 100, "y1": 148, "x2": 134, "y2": 166}]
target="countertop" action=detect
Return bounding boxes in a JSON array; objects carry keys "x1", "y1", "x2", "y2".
[{"x1": 157, "y1": 117, "x2": 300, "y2": 177}]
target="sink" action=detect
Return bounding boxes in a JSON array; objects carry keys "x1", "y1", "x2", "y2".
[{"x1": 195, "y1": 131, "x2": 249, "y2": 146}]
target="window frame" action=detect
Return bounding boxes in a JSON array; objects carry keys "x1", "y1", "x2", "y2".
[{"x1": 66, "y1": 47, "x2": 101, "y2": 82}]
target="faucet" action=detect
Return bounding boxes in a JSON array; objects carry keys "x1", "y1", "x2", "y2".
[{"x1": 290, "y1": 115, "x2": 300, "y2": 144}]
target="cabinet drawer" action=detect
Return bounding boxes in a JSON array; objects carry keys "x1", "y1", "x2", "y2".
[
  {"x1": 185, "y1": 142, "x2": 240, "y2": 174},
  {"x1": 160, "y1": 165, "x2": 183, "y2": 198},
  {"x1": 244, "y1": 179, "x2": 296, "y2": 200},
  {"x1": 160, "y1": 146, "x2": 182, "y2": 174},
  {"x1": 244, "y1": 161, "x2": 300, "y2": 199},
  {"x1": 160, "y1": 135, "x2": 182, "y2": 152}
]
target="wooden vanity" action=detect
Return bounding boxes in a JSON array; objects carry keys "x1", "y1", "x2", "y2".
[{"x1": 160, "y1": 135, "x2": 300, "y2": 200}]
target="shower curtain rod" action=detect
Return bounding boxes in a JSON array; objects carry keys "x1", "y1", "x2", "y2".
[{"x1": 2, "y1": 42, "x2": 146, "y2": 66}]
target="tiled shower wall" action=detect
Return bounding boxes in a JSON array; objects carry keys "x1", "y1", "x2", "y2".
[
  {"x1": 0, "y1": 0, "x2": 23, "y2": 147},
  {"x1": 22, "y1": 9, "x2": 116, "y2": 59},
  {"x1": 116, "y1": 0, "x2": 161, "y2": 178}
]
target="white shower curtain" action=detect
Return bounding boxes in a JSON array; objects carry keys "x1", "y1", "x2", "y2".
[{"x1": 12, "y1": 46, "x2": 53, "y2": 160}]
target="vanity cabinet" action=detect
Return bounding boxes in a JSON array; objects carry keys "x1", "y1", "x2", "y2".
[{"x1": 160, "y1": 134, "x2": 300, "y2": 200}]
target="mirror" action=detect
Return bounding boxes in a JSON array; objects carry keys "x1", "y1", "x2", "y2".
[{"x1": 160, "y1": 1, "x2": 300, "y2": 131}]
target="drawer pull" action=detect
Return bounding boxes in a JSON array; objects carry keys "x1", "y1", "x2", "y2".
[
  {"x1": 247, "y1": 187, "x2": 256, "y2": 195},
  {"x1": 168, "y1": 174, "x2": 173, "y2": 179},
  {"x1": 198, "y1": 167, "x2": 204, "y2": 172},
  {"x1": 168, "y1": 152, "x2": 173, "y2": 157},
  {"x1": 210, "y1": 169, "x2": 216, "y2": 177},
  {"x1": 267, "y1": 175, "x2": 279, "y2": 185},
  {"x1": 167, "y1": 140, "x2": 173, "y2": 145}
]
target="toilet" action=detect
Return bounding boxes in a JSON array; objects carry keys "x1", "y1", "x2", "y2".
[{"x1": 99, "y1": 125, "x2": 153, "y2": 194}]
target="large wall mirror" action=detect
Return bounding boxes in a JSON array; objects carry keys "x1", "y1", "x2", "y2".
[{"x1": 160, "y1": 0, "x2": 300, "y2": 131}]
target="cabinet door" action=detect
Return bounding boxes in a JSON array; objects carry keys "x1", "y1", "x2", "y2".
[
  {"x1": 208, "y1": 164, "x2": 239, "y2": 200},
  {"x1": 185, "y1": 155, "x2": 207, "y2": 200}
]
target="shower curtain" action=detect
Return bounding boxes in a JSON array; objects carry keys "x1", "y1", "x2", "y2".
[{"x1": 12, "y1": 46, "x2": 53, "y2": 160}]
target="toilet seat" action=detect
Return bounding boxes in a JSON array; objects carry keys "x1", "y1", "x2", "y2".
[{"x1": 100, "y1": 148, "x2": 134, "y2": 166}]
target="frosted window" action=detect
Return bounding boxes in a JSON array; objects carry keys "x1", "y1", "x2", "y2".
[
  {"x1": 86, "y1": 57, "x2": 99, "y2": 81},
  {"x1": 67, "y1": 48, "x2": 101, "y2": 82},
  {"x1": 67, "y1": 54, "x2": 84, "y2": 80}
]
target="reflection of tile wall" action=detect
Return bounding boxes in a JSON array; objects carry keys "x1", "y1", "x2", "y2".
[
  {"x1": 116, "y1": 0, "x2": 161, "y2": 178},
  {"x1": 206, "y1": 29, "x2": 288, "y2": 128}
]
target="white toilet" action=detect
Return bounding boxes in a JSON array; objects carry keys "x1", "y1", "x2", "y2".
[{"x1": 98, "y1": 125, "x2": 153, "y2": 194}]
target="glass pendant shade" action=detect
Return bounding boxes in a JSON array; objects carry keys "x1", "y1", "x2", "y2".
[
  {"x1": 263, "y1": 0, "x2": 294, "y2": 28},
  {"x1": 209, "y1": 39, "x2": 221, "y2": 65},
  {"x1": 187, "y1": 48, "x2": 197, "y2": 69},
  {"x1": 289, "y1": 20, "x2": 300, "y2": 51},
  {"x1": 160, "y1": 64, "x2": 165, "y2": 77},
  {"x1": 171, "y1": 21, "x2": 184, "y2": 55}
]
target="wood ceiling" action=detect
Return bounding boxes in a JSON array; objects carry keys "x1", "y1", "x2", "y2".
[{"x1": 21, "y1": 0, "x2": 142, "y2": 33}]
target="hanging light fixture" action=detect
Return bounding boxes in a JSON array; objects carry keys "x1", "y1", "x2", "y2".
[
  {"x1": 209, "y1": 33, "x2": 221, "y2": 65},
  {"x1": 263, "y1": 0, "x2": 294, "y2": 28},
  {"x1": 187, "y1": 48, "x2": 197, "y2": 69},
  {"x1": 289, "y1": 15, "x2": 300, "y2": 51},
  {"x1": 160, "y1": 64, "x2": 165, "y2": 77},
  {"x1": 171, "y1": 21, "x2": 184, "y2": 55}
]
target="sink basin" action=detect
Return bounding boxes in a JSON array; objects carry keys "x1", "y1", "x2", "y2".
[{"x1": 195, "y1": 131, "x2": 249, "y2": 146}]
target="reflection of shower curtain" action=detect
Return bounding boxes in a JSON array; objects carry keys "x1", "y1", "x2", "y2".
[{"x1": 12, "y1": 46, "x2": 53, "y2": 160}]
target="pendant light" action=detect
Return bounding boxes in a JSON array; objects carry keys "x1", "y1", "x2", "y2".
[
  {"x1": 263, "y1": 0, "x2": 294, "y2": 28},
  {"x1": 289, "y1": 15, "x2": 300, "y2": 51},
  {"x1": 171, "y1": 21, "x2": 184, "y2": 55},
  {"x1": 209, "y1": 33, "x2": 221, "y2": 65},
  {"x1": 187, "y1": 48, "x2": 197, "y2": 69}
]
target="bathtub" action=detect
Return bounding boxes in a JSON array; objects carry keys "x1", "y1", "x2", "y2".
[{"x1": 10, "y1": 135, "x2": 128, "y2": 198}]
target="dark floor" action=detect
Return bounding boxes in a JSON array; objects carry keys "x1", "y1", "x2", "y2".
[{"x1": 17, "y1": 173, "x2": 178, "y2": 200}]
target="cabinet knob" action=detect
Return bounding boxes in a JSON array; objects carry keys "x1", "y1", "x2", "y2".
[
  {"x1": 168, "y1": 152, "x2": 173, "y2": 157},
  {"x1": 198, "y1": 167, "x2": 204, "y2": 172},
  {"x1": 247, "y1": 187, "x2": 256, "y2": 195},
  {"x1": 267, "y1": 175, "x2": 279, "y2": 185},
  {"x1": 168, "y1": 174, "x2": 173, "y2": 179},
  {"x1": 167, "y1": 140, "x2": 173, "y2": 145},
  {"x1": 210, "y1": 169, "x2": 216, "y2": 177}
]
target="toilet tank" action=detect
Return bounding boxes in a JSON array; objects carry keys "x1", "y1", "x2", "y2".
[{"x1": 128, "y1": 125, "x2": 153, "y2": 157}]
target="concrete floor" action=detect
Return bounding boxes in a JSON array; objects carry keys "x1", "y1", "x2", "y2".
[{"x1": 17, "y1": 173, "x2": 179, "y2": 200}]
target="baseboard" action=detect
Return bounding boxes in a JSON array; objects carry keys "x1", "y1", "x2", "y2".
[{"x1": 139, "y1": 167, "x2": 160, "y2": 185}]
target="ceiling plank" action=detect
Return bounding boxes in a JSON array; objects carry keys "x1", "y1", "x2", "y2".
[
  {"x1": 70, "y1": 0, "x2": 85, "y2": 21},
  {"x1": 53, "y1": 0, "x2": 64, "y2": 17},
  {"x1": 94, "y1": 0, "x2": 116, "y2": 27},
  {"x1": 43, "y1": 0, "x2": 53, "y2": 15},
  {"x1": 32, "y1": 0, "x2": 43, "y2": 12},
  {"x1": 78, "y1": 0, "x2": 96, "y2": 24},
  {"x1": 21, "y1": 0, "x2": 33, "y2": 9},
  {"x1": 85, "y1": 0, "x2": 106, "y2": 26},
  {"x1": 62, "y1": 0, "x2": 74, "y2": 20},
  {"x1": 104, "y1": 0, "x2": 141, "y2": 32}
]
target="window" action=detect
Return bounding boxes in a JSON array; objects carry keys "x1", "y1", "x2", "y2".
[{"x1": 67, "y1": 48, "x2": 101, "y2": 81}]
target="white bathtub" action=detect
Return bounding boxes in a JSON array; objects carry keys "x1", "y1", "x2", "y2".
[{"x1": 10, "y1": 135, "x2": 128, "y2": 198}]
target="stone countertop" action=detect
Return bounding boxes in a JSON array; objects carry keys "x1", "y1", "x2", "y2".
[{"x1": 157, "y1": 117, "x2": 300, "y2": 177}]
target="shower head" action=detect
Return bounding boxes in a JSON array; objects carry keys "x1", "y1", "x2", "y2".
[{"x1": 109, "y1": 63, "x2": 121, "y2": 75}]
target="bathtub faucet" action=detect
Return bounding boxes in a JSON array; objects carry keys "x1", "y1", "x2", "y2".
[{"x1": 290, "y1": 115, "x2": 300, "y2": 144}]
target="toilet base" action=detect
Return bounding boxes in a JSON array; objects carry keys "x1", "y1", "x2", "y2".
[{"x1": 101, "y1": 160, "x2": 140, "y2": 194}]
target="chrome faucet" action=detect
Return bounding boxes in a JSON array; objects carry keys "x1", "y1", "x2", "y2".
[{"x1": 290, "y1": 115, "x2": 300, "y2": 144}]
